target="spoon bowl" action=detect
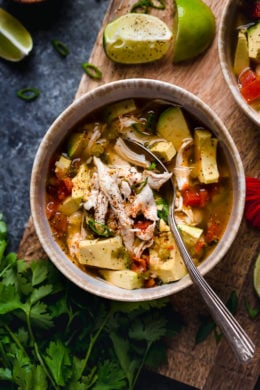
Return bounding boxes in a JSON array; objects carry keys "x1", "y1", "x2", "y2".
[{"x1": 126, "y1": 139, "x2": 255, "y2": 364}]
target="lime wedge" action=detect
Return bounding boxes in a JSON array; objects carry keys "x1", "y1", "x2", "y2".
[
  {"x1": 103, "y1": 13, "x2": 173, "y2": 64},
  {"x1": 253, "y1": 252, "x2": 260, "y2": 298},
  {"x1": 173, "y1": 0, "x2": 216, "y2": 63},
  {"x1": 0, "y1": 8, "x2": 33, "y2": 62}
]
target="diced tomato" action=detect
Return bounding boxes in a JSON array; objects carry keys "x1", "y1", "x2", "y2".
[
  {"x1": 205, "y1": 219, "x2": 221, "y2": 244},
  {"x1": 131, "y1": 256, "x2": 148, "y2": 273},
  {"x1": 134, "y1": 219, "x2": 152, "y2": 231},
  {"x1": 253, "y1": 1, "x2": 260, "y2": 18},
  {"x1": 63, "y1": 177, "x2": 73, "y2": 193},
  {"x1": 239, "y1": 68, "x2": 256, "y2": 87},
  {"x1": 182, "y1": 188, "x2": 209, "y2": 208},
  {"x1": 194, "y1": 239, "x2": 206, "y2": 256},
  {"x1": 144, "y1": 278, "x2": 156, "y2": 288},
  {"x1": 240, "y1": 77, "x2": 260, "y2": 103}
]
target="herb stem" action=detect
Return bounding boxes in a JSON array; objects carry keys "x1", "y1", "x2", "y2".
[
  {"x1": 78, "y1": 310, "x2": 111, "y2": 378},
  {"x1": 4, "y1": 324, "x2": 27, "y2": 356},
  {"x1": 25, "y1": 308, "x2": 58, "y2": 389}
]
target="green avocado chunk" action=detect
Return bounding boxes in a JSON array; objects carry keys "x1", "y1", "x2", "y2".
[
  {"x1": 248, "y1": 21, "x2": 260, "y2": 63},
  {"x1": 233, "y1": 29, "x2": 250, "y2": 76}
]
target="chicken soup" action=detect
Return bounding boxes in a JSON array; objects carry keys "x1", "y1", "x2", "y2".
[{"x1": 45, "y1": 98, "x2": 233, "y2": 289}]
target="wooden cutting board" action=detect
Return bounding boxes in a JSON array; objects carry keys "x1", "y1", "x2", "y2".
[{"x1": 18, "y1": 0, "x2": 260, "y2": 388}]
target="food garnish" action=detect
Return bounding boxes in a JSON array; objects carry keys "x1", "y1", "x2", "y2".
[
  {"x1": 0, "y1": 213, "x2": 182, "y2": 389},
  {"x1": 82, "y1": 62, "x2": 103, "y2": 80},
  {"x1": 103, "y1": 13, "x2": 173, "y2": 64},
  {"x1": 172, "y1": 0, "x2": 216, "y2": 63},
  {"x1": 51, "y1": 39, "x2": 69, "y2": 57},
  {"x1": 17, "y1": 87, "x2": 40, "y2": 101},
  {"x1": 0, "y1": 7, "x2": 33, "y2": 62}
]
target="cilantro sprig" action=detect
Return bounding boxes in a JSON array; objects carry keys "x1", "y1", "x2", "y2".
[{"x1": 0, "y1": 214, "x2": 182, "y2": 389}]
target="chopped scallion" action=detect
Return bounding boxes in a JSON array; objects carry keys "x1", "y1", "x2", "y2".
[
  {"x1": 16, "y1": 87, "x2": 40, "y2": 101},
  {"x1": 82, "y1": 62, "x2": 102, "y2": 80}
]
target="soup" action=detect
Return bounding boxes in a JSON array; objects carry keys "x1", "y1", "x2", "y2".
[
  {"x1": 45, "y1": 98, "x2": 232, "y2": 289},
  {"x1": 233, "y1": 0, "x2": 260, "y2": 112}
]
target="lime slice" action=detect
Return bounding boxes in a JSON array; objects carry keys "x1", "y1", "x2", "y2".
[
  {"x1": 253, "y1": 252, "x2": 260, "y2": 298},
  {"x1": 103, "y1": 13, "x2": 173, "y2": 64},
  {"x1": 173, "y1": 0, "x2": 216, "y2": 63},
  {"x1": 0, "y1": 8, "x2": 33, "y2": 62}
]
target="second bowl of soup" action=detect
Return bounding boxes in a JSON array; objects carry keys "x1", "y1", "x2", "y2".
[
  {"x1": 218, "y1": 0, "x2": 260, "y2": 126},
  {"x1": 30, "y1": 79, "x2": 245, "y2": 301}
]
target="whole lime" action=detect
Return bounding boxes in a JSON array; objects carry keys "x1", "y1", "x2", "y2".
[{"x1": 173, "y1": 0, "x2": 216, "y2": 63}]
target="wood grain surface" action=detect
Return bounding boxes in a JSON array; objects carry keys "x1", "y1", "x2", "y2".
[{"x1": 18, "y1": 0, "x2": 260, "y2": 388}]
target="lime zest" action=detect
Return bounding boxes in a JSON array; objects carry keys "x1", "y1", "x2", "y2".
[
  {"x1": 17, "y1": 87, "x2": 40, "y2": 101},
  {"x1": 82, "y1": 62, "x2": 102, "y2": 80},
  {"x1": 51, "y1": 39, "x2": 69, "y2": 57}
]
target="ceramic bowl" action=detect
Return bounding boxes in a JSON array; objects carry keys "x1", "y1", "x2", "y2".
[
  {"x1": 30, "y1": 78, "x2": 245, "y2": 301},
  {"x1": 218, "y1": 0, "x2": 260, "y2": 127}
]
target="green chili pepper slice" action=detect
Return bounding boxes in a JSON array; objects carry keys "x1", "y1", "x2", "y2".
[
  {"x1": 149, "y1": 0, "x2": 165, "y2": 9},
  {"x1": 131, "y1": 0, "x2": 150, "y2": 13},
  {"x1": 16, "y1": 87, "x2": 40, "y2": 101},
  {"x1": 82, "y1": 62, "x2": 102, "y2": 80},
  {"x1": 132, "y1": 178, "x2": 148, "y2": 194},
  {"x1": 52, "y1": 39, "x2": 69, "y2": 57},
  {"x1": 88, "y1": 219, "x2": 112, "y2": 237}
]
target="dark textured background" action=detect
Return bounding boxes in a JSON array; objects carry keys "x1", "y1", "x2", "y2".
[{"x1": 0, "y1": 0, "x2": 198, "y2": 388}]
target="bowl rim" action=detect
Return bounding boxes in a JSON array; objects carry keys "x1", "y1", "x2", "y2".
[
  {"x1": 30, "y1": 78, "x2": 245, "y2": 301},
  {"x1": 218, "y1": 0, "x2": 260, "y2": 127}
]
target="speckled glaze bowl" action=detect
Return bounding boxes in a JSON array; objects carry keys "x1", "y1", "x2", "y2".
[
  {"x1": 30, "y1": 78, "x2": 245, "y2": 301},
  {"x1": 218, "y1": 0, "x2": 260, "y2": 127}
]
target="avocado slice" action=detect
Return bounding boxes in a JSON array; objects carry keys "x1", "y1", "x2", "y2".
[
  {"x1": 248, "y1": 21, "x2": 260, "y2": 63},
  {"x1": 233, "y1": 29, "x2": 250, "y2": 76},
  {"x1": 99, "y1": 269, "x2": 143, "y2": 289},
  {"x1": 102, "y1": 99, "x2": 137, "y2": 123},
  {"x1": 156, "y1": 106, "x2": 191, "y2": 151}
]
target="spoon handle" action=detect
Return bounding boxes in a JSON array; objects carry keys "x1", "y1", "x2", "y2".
[{"x1": 169, "y1": 212, "x2": 255, "y2": 363}]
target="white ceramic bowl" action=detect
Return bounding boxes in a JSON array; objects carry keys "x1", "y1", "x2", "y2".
[
  {"x1": 218, "y1": 0, "x2": 260, "y2": 127},
  {"x1": 30, "y1": 78, "x2": 245, "y2": 301}
]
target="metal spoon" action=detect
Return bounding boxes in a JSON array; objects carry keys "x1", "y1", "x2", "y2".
[{"x1": 126, "y1": 139, "x2": 255, "y2": 363}]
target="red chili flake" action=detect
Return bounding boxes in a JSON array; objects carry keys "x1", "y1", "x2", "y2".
[{"x1": 245, "y1": 177, "x2": 260, "y2": 229}]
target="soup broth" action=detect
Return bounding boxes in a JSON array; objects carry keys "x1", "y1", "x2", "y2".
[{"x1": 45, "y1": 98, "x2": 233, "y2": 289}]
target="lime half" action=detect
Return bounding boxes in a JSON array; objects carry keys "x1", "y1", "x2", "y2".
[
  {"x1": 0, "y1": 8, "x2": 33, "y2": 61},
  {"x1": 103, "y1": 13, "x2": 173, "y2": 64},
  {"x1": 173, "y1": 0, "x2": 216, "y2": 63},
  {"x1": 253, "y1": 252, "x2": 260, "y2": 298}
]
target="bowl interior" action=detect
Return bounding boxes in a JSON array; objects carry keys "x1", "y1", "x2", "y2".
[
  {"x1": 218, "y1": 0, "x2": 260, "y2": 127},
  {"x1": 30, "y1": 78, "x2": 245, "y2": 301}
]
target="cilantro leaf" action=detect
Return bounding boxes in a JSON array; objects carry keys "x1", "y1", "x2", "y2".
[
  {"x1": 44, "y1": 340, "x2": 72, "y2": 386},
  {"x1": 93, "y1": 360, "x2": 126, "y2": 389}
]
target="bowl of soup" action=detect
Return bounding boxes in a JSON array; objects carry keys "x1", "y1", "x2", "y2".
[
  {"x1": 218, "y1": 0, "x2": 260, "y2": 126},
  {"x1": 30, "y1": 78, "x2": 245, "y2": 301}
]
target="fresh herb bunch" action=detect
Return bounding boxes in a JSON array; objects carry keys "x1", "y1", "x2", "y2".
[{"x1": 0, "y1": 214, "x2": 182, "y2": 389}]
